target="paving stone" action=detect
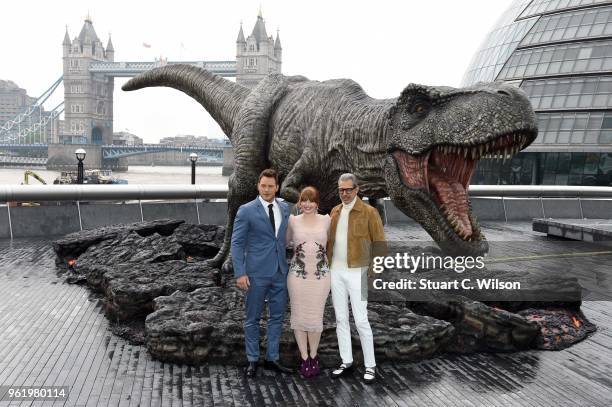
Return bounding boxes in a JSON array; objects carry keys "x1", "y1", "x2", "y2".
[{"x1": 0, "y1": 222, "x2": 611, "y2": 406}]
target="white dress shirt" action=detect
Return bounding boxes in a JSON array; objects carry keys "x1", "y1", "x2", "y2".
[{"x1": 258, "y1": 195, "x2": 281, "y2": 237}]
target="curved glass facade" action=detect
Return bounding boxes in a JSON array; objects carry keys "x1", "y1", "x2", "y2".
[
  {"x1": 498, "y1": 39, "x2": 612, "y2": 79},
  {"x1": 463, "y1": 0, "x2": 612, "y2": 185},
  {"x1": 521, "y1": 76, "x2": 612, "y2": 110},
  {"x1": 536, "y1": 111, "x2": 612, "y2": 143},
  {"x1": 519, "y1": 5, "x2": 612, "y2": 46},
  {"x1": 462, "y1": 0, "x2": 537, "y2": 84},
  {"x1": 518, "y1": 0, "x2": 611, "y2": 20}
]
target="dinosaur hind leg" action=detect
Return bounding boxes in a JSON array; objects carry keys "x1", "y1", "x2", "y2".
[
  {"x1": 211, "y1": 74, "x2": 291, "y2": 273},
  {"x1": 208, "y1": 173, "x2": 254, "y2": 273}
]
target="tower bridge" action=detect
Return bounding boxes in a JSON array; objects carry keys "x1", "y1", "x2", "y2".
[
  {"x1": 0, "y1": 10, "x2": 281, "y2": 173},
  {"x1": 88, "y1": 61, "x2": 238, "y2": 77},
  {"x1": 0, "y1": 143, "x2": 225, "y2": 162}
]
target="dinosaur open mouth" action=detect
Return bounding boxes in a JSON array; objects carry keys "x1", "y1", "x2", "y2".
[{"x1": 392, "y1": 133, "x2": 532, "y2": 240}]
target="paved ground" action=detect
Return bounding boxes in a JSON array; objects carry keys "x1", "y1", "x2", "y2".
[{"x1": 0, "y1": 222, "x2": 610, "y2": 406}]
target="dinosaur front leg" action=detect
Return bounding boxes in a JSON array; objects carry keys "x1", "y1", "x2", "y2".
[
  {"x1": 279, "y1": 178, "x2": 300, "y2": 203},
  {"x1": 279, "y1": 153, "x2": 316, "y2": 203}
]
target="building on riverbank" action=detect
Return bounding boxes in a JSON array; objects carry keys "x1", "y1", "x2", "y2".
[{"x1": 464, "y1": 0, "x2": 612, "y2": 186}]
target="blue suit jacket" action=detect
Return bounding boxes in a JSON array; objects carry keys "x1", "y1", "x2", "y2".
[{"x1": 231, "y1": 197, "x2": 290, "y2": 279}]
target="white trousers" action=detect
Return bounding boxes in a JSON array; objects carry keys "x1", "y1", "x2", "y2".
[{"x1": 331, "y1": 267, "x2": 376, "y2": 368}]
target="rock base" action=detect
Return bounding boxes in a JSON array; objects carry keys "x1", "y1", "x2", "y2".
[
  {"x1": 146, "y1": 287, "x2": 454, "y2": 365},
  {"x1": 52, "y1": 221, "x2": 596, "y2": 366}
]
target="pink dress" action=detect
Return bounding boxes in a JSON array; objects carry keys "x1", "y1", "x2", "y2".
[{"x1": 286, "y1": 214, "x2": 331, "y2": 332}]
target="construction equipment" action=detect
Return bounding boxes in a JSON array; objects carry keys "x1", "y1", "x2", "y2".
[
  {"x1": 22, "y1": 170, "x2": 47, "y2": 185},
  {"x1": 10, "y1": 170, "x2": 48, "y2": 206}
]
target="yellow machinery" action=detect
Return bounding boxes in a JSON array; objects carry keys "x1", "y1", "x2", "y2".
[
  {"x1": 22, "y1": 170, "x2": 47, "y2": 185},
  {"x1": 11, "y1": 170, "x2": 48, "y2": 206}
]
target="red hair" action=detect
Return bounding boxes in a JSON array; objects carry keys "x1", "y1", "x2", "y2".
[{"x1": 298, "y1": 186, "x2": 320, "y2": 206}]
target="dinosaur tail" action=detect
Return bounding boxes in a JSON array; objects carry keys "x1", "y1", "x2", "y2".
[{"x1": 121, "y1": 64, "x2": 250, "y2": 140}]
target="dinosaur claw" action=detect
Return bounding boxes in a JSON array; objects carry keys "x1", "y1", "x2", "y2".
[{"x1": 221, "y1": 258, "x2": 234, "y2": 275}]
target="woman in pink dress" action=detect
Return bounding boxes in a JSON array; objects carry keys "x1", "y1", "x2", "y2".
[{"x1": 286, "y1": 186, "x2": 331, "y2": 378}]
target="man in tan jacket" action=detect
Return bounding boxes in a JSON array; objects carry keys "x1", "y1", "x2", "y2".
[{"x1": 327, "y1": 173, "x2": 385, "y2": 384}]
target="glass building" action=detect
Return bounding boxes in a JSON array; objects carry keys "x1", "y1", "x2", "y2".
[{"x1": 463, "y1": 0, "x2": 612, "y2": 186}]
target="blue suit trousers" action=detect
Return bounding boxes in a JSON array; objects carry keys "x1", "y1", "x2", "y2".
[{"x1": 244, "y1": 269, "x2": 288, "y2": 362}]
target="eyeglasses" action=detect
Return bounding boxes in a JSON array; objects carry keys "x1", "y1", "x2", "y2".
[{"x1": 338, "y1": 187, "x2": 356, "y2": 194}]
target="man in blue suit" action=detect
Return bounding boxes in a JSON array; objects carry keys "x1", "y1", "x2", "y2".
[{"x1": 232, "y1": 168, "x2": 292, "y2": 378}]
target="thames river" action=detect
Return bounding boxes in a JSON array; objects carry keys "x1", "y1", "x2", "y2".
[{"x1": 0, "y1": 165, "x2": 229, "y2": 185}]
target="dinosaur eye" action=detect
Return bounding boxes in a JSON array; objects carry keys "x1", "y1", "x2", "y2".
[{"x1": 412, "y1": 101, "x2": 430, "y2": 116}]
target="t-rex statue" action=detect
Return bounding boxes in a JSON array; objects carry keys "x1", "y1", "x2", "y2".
[{"x1": 123, "y1": 65, "x2": 537, "y2": 270}]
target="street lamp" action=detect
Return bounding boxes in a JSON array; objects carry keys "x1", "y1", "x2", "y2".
[
  {"x1": 189, "y1": 153, "x2": 198, "y2": 185},
  {"x1": 75, "y1": 148, "x2": 86, "y2": 184}
]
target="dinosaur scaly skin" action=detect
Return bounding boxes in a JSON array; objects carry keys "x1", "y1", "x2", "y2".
[{"x1": 123, "y1": 65, "x2": 537, "y2": 268}]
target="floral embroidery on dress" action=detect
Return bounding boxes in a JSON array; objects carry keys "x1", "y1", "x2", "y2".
[
  {"x1": 290, "y1": 242, "x2": 307, "y2": 279},
  {"x1": 314, "y1": 242, "x2": 329, "y2": 279}
]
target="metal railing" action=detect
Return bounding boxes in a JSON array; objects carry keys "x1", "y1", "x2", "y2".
[
  {"x1": 468, "y1": 185, "x2": 612, "y2": 197},
  {"x1": 2, "y1": 184, "x2": 612, "y2": 203},
  {"x1": 0, "y1": 185, "x2": 229, "y2": 240},
  {"x1": 2, "y1": 184, "x2": 612, "y2": 240},
  {"x1": 0, "y1": 184, "x2": 228, "y2": 202}
]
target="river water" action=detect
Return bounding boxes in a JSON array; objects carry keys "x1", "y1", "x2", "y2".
[{"x1": 0, "y1": 165, "x2": 229, "y2": 185}]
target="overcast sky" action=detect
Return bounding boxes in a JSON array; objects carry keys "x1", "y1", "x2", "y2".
[{"x1": 1, "y1": 0, "x2": 514, "y2": 143}]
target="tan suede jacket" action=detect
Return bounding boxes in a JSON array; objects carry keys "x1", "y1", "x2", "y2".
[{"x1": 327, "y1": 197, "x2": 387, "y2": 268}]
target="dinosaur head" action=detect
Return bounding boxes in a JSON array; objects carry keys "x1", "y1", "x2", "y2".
[{"x1": 385, "y1": 82, "x2": 537, "y2": 255}]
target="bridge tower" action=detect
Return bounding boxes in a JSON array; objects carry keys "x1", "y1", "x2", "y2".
[
  {"x1": 235, "y1": 9, "x2": 282, "y2": 88},
  {"x1": 62, "y1": 15, "x2": 114, "y2": 145}
]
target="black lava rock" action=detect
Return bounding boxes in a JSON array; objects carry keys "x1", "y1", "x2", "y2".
[
  {"x1": 101, "y1": 260, "x2": 220, "y2": 321},
  {"x1": 145, "y1": 286, "x2": 453, "y2": 366},
  {"x1": 52, "y1": 218, "x2": 185, "y2": 266}
]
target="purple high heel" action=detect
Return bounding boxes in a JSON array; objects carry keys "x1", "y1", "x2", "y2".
[
  {"x1": 299, "y1": 357, "x2": 311, "y2": 377},
  {"x1": 310, "y1": 355, "x2": 320, "y2": 377}
]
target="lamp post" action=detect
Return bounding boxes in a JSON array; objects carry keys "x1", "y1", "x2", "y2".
[
  {"x1": 75, "y1": 148, "x2": 86, "y2": 184},
  {"x1": 189, "y1": 153, "x2": 198, "y2": 185}
]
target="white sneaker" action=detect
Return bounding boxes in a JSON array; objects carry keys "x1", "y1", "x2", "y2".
[
  {"x1": 363, "y1": 367, "x2": 376, "y2": 383},
  {"x1": 331, "y1": 363, "x2": 354, "y2": 379}
]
